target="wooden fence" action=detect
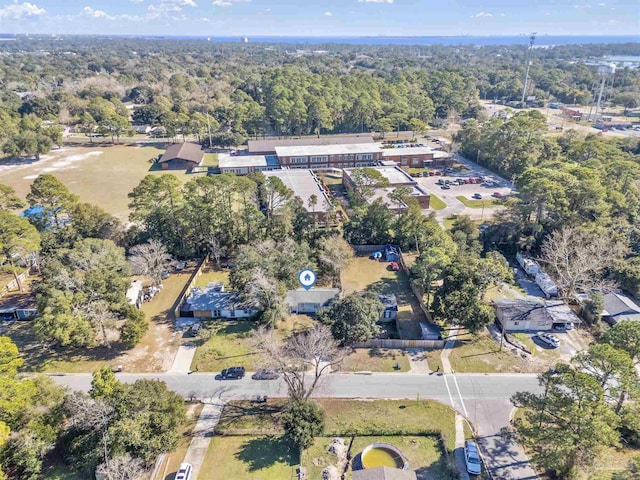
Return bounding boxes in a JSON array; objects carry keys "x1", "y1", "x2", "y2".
[
  {"x1": 0, "y1": 270, "x2": 29, "y2": 297},
  {"x1": 173, "y1": 256, "x2": 209, "y2": 320},
  {"x1": 353, "y1": 339, "x2": 445, "y2": 349}
]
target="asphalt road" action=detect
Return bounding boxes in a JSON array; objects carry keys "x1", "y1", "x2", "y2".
[{"x1": 52, "y1": 372, "x2": 541, "y2": 479}]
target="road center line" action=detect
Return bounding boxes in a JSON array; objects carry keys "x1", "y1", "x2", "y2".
[{"x1": 451, "y1": 374, "x2": 470, "y2": 417}]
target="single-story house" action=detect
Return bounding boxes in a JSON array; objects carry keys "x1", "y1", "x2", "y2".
[
  {"x1": 126, "y1": 280, "x2": 144, "y2": 309},
  {"x1": 352, "y1": 467, "x2": 417, "y2": 480},
  {"x1": 378, "y1": 293, "x2": 398, "y2": 321},
  {"x1": 602, "y1": 291, "x2": 640, "y2": 324},
  {"x1": 181, "y1": 283, "x2": 258, "y2": 319},
  {"x1": 285, "y1": 288, "x2": 340, "y2": 314},
  {"x1": 158, "y1": 143, "x2": 204, "y2": 170},
  {"x1": 495, "y1": 298, "x2": 579, "y2": 332},
  {"x1": 0, "y1": 293, "x2": 38, "y2": 321},
  {"x1": 133, "y1": 125, "x2": 152, "y2": 134}
]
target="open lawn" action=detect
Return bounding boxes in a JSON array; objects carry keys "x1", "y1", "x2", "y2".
[
  {"x1": 0, "y1": 144, "x2": 193, "y2": 220},
  {"x1": 215, "y1": 399, "x2": 456, "y2": 480},
  {"x1": 199, "y1": 436, "x2": 298, "y2": 480},
  {"x1": 429, "y1": 194, "x2": 447, "y2": 210},
  {"x1": 193, "y1": 262, "x2": 230, "y2": 289},
  {"x1": 2, "y1": 267, "x2": 193, "y2": 373},
  {"x1": 447, "y1": 330, "x2": 530, "y2": 373},
  {"x1": 455, "y1": 196, "x2": 500, "y2": 208},
  {"x1": 338, "y1": 348, "x2": 410, "y2": 372},
  {"x1": 341, "y1": 256, "x2": 425, "y2": 339},
  {"x1": 190, "y1": 315, "x2": 316, "y2": 372}
]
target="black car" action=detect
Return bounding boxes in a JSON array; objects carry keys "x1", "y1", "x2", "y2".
[
  {"x1": 252, "y1": 369, "x2": 280, "y2": 380},
  {"x1": 220, "y1": 366, "x2": 245, "y2": 379}
]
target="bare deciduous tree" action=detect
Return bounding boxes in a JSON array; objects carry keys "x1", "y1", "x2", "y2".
[
  {"x1": 79, "y1": 300, "x2": 116, "y2": 348},
  {"x1": 95, "y1": 454, "x2": 146, "y2": 480},
  {"x1": 540, "y1": 226, "x2": 628, "y2": 300},
  {"x1": 244, "y1": 268, "x2": 287, "y2": 327},
  {"x1": 128, "y1": 239, "x2": 172, "y2": 286},
  {"x1": 252, "y1": 324, "x2": 345, "y2": 402},
  {"x1": 64, "y1": 392, "x2": 114, "y2": 467},
  {"x1": 205, "y1": 234, "x2": 226, "y2": 268}
]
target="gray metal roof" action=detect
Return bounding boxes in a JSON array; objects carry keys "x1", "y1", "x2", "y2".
[
  {"x1": 352, "y1": 467, "x2": 417, "y2": 480},
  {"x1": 263, "y1": 169, "x2": 333, "y2": 213},
  {"x1": 285, "y1": 288, "x2": 339, "y2": 308},
  {"x1": 185, "y1": 286, "x2": 247, "y2": 311},
  {"x1": 602, "y1": 291, "x2": 640, "y2": 322},
  {"x1": 495, "y1": 299, "x2": 580, "y2": 324},
  {"x1": 275, "y1": 143, "x2": 382, "y2": 157},
  {"x1": 218, "y1": 154, "x2": 280, "y2": 169}
]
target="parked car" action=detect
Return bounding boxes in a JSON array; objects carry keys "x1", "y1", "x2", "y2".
[
  {"x1": 472, "y1": 193, "x2": 482, "y2": 199},
  {"x1": 175, "y1": 463, "x2": 193, "y2": 480},
  {"x1": 161, "y1": 269, "x2": 170, "y2": 280},
  {"x1": 535, "y1": 331, "x2": 560, "y2": 348},
  {"x1": 389, "y1": 261, "x2": 400, "y2": 271},
  {"x1": 492, "y1": 192, "x2": 503, "y2": 198},
  {"x1": 464, "y1": 441, "x2": 482, "y2": 475},
  {"x1": 220, "y1": 366, "x2": 246, "y2": 379},
  {"x1": 190, "y1": 323, "x2": 201, "y2": 336},
  {"x1": 252, "y1": 369, "x2": 280, "y2": 380},
  {"x1": 441, "y1": 184, "x2": 451, "y2": 190},
  {"x1": 436, "y1": 179, "x2": 444, "y2": 185}
]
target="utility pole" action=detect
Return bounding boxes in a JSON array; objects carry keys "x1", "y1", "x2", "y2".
[
  {"x1": 520, "y1": 33, "x2": 537, "y2": 105},
  {"x1": 206, "y1": 112, "x2": 213, "y2": 149}
]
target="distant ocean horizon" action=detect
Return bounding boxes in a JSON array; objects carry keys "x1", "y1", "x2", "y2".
[{"x1": 1, "y1": 33, "x2": 639, "y2": 47}]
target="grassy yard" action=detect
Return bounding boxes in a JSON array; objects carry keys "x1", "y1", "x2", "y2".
[
  {"x1": 338, "y1": 348, "x2": 410, "y2": 372},
  {"x1": 214, "y1": 399, "x2": 457, "y2": 480},
  {"x1": 193, "y1": 262, "x2": 230, "y2": 289},
  {"x1": 341, "y1": 256, "x2": 426, "y2": 340},
  {"x1": 430, "y1": 194, "x2": 447, "y2": 210},
  {"x1": 199, "y1": 436, "x2": 298, "y2": 480},
  {"x1": 201, "y1": 153, "x2": 218, "y2": 167},
  {"x1": 0, "y1": 144, "x2": 193, "y2": 220},
  {"x1": 455, "y1": 195, "x2": 500, "y2": 208},
  {"x1": 442, "y1": 215, "x2": 484, "y2": 231},
  {"x1": 4, "y1": 267, "x2": 193, "y2": 374},
  {"x1": 447, "y1": 330, "x2": 529, "y2": 373},
  {"x1": 190, "y1": 315, "x2": 316, "y2": 372},
  {"x1": 190, "y1": 321, "x2": 258, "y2": 372}
]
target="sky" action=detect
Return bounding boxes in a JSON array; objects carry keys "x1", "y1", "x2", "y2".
[{"x1": 0, "y1": 0, "x2": 638, "y2": 37}]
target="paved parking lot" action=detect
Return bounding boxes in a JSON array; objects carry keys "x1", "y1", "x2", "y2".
[{"x1": 416, "y1": 153, "x2": 513, "y2": 221}]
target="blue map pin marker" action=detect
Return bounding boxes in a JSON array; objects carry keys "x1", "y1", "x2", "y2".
[{"x1": 298, "y1": 269, "x2": 316, "y2": 291}]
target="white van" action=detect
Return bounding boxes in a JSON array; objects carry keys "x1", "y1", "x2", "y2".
[{"x1": 175, "y1": 463, "x2": 193, "y2": 480}]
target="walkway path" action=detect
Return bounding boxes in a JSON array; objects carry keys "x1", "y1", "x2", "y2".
[
  {"x1": 407, "y1": 348, "x2": 432, "y2": 373},
  {"x1": 169, "y1": 343, "x2": 197, "y2": 373},
  {"x1": 182, "y1": 401, "x2": 224, "y2": 479},
  {"x1": 454, "y1": 414, "x2": 471, "y2": 480},
  {"x1": 440, "y1": 327, "x2": 459, "y2": 374}
]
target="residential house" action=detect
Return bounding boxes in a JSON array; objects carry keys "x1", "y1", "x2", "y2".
[
  {"x1": 0, "y1": 293, "x2": 37, "y2": 321},
  {"x1": 180, "y1": 283, "x2": 258, "y2": 319},
  {"x1": 601, "y1": 291, "x2": 640, "y2": 324},
  {"x1": 495, "y1": 299, "x2": 579, "y2": 332},
  {"x1": 158, "y1": 143, "x2": 204, "y2": 170},
  {"x1": 285, "y1": 288, "x2": 340, "y2": 314},
  {"x1": 378, "y1": 293, "x2": 398, "y2": 321}
]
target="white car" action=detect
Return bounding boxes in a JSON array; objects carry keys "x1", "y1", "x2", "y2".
[
  {"x1": 465, "y1": 440, "x2": 482, "y2": 475},
  {"x1": 536, "y1": 331, "x2": 560, "y2": 348},
  {"x1": 175, "y1": 463, "x2": 193, "y2": 480}
]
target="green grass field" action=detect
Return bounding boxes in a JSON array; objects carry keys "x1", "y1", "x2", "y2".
[
  {"x1": 455, "y1": 195, "x2": 500, "y2": 208},
  {"x1": 212, "y1": 399, "x2": 457, "y2": 480},
  {"x1": 338, "y1": 348, "x2": 410, "y2": 372},
  {"x1": 447, "y1": 331, "x2": 529, "y2": 374},
  {"x1": 430, "y1": 193, "x2": 447, "y2": 210},
  {"x1": 190, "y1": 321, "x2": 259, "y2": 372},
  {"x1": 0, "y1": 144, "x2": 193, "y2": 220}
]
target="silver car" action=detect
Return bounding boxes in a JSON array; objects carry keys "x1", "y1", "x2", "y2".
[{"x1": 465, "y1": 440, "x2": 482, "y2": 475}]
